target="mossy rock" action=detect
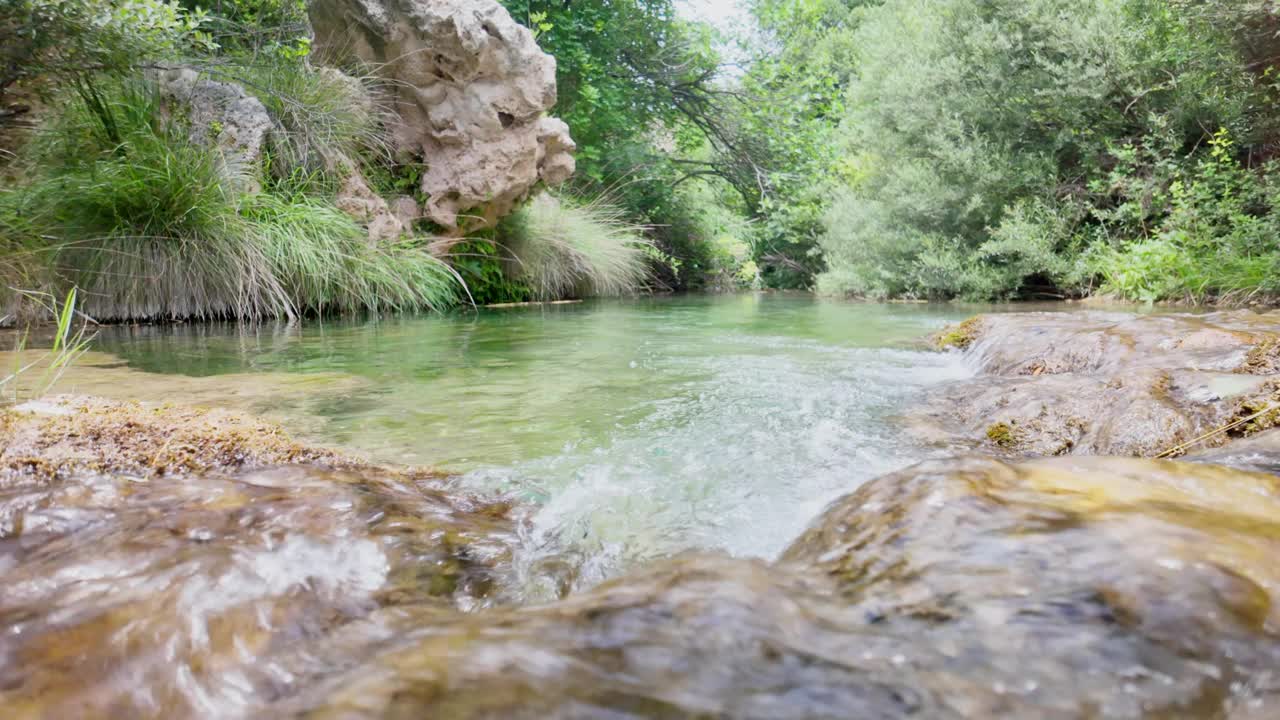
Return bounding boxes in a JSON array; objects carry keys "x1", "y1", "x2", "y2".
[
  {"x1": 1230, "y1": 385, "x2": 1280, "y2": 437},
  {"x1": 985, "y1": 421, "x2": 1022, "y2": 448},
  {"x1": 1238, "y1": 337, "x2": 1280, "y2": 375},
  {"x1": 932, "y1": 317, "x2": 983, "y2": 351}
]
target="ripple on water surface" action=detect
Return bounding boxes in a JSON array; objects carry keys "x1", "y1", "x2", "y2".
[{"x1": 78, "y1": 295, "x2": 975, "y2": 594}]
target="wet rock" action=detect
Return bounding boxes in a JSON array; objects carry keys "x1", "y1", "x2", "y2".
[
  {"x1": 308, "y1": 0, "x2": 576, "y2": 231},
  {"x1": 258, "y1": 457, "x2": 1280, "y2": 718},
  {"x1": 952, "y1": 310, "x2": 1276, "y2": 377},
  {"x1": 5, "y1": 417, "x2": 1280, "y2": 717},
  {"x1": 0, "y1": 464, "x2": 520, "y2": 718},
  {"x1": 0, "y1": 395, "x2": 355, "y2": 480},
  {"x1": 1189, "y1": 426, "x2": 1280, "y2": 474},
  {"x1": 778, "y1": 456, "x2": 1280, "y2": 718},
  {"x1": 1240, "y1": 338, "x2": 1280, "y2": 375},
  {"x1": 919, "y1": 311, "x2": 1280, "y2": 458}
]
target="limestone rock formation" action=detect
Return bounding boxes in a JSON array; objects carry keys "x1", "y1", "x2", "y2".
[
  {"x1": 154, "y1": 67, "x2": 273, "y2": 190},
  {"x1": 335, "y1": 167, "x2": 409, "y2": 242},
  {"x1": 308, "y1": 0, "x2": 576, "y2": 231}
]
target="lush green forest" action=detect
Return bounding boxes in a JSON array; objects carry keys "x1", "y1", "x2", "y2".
[{"x1": 2, "y1": 0, "x2": 1279, "y2": 322}]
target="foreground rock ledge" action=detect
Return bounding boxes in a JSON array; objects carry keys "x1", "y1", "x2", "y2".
[
  {"x1": 2, "y1": 396, "x2": 1279, "y2": 718},
  {"x1": 262, "y1": 460, "x2": 1280, "y2": 719}
]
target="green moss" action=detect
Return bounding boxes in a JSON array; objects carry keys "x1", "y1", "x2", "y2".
[
  {"x1": 986, "y1": 421, "x2": 1022, "y2": 448},
  {"x1": 934, "y1": 317, "x2": 984, "y2": 351},
  {"x1": 1238, "y1": 337, "x2": 1280, "y2": 375},
  {"x1": 1230, "y1": 389, "x2": 1280, "y2": 437}
]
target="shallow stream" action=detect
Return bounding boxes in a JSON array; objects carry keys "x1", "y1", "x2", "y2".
[
  {"x1": 12, "y1": 296, "x2": 1280, "y2": 718},
  {"x1": 80, "y1": 294, "x2": 975, "y2": 593}
]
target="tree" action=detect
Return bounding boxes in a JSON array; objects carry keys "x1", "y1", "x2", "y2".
[
  {"x1": 816, "y1": 0, "x2": 1261, "y2": 299},
  {"x1": 1, "y1": 0, "x2": 204, "y2": 130}
]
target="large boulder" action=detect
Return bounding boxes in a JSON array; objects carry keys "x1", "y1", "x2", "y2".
[{"x1": 308, "y1": 0, "x2": 576, "y2": 231}]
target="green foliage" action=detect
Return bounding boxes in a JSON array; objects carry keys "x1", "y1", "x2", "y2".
[
  {"x1": 446, "y1": 191, "x2": 659, "y2": 305},
  {"x1": 177, "y1": 0, "x2": 309, "y2": 57},
  {"x1": 224, "y1": 57, "x2": 388, "y2": 184},
  {"x1": 443, "y1": 237, "x2": 532, "y2": 306},
  {"x1": 501, "y1": 0, "x2": 745, "y2": 289},
  {"x1": 813, "y1": 0, "x2": 1272, "y2": 301},
  {"x1": 0, "y1": 188, "x2": 55, "y2": 321},
  {"x1": 10, "y1": 78, "x2": 458, "y2": 320},
  {"x1": 246, "y1": 192, "x2": 460, "y2": 315},
  {"x1": 504, "y1": 0, "x2": 718, "y2": 181},
  {"x1": 1, "y1": 288, "x2": 94, "y2": 402},
  {"x1": 1, "y1": 0, "x2": 206, "y2": 106},
  {"x1": 1084, "y1": 131, "x2": 1280, "y2": 303},
  {"x1": 727, "y1": 0, "x2": 875, "y2": 287},
  {"x1": 496, "y1": 193, "x2": 653, "y2": 300},
  {"x1": 498, "y1": 192, "x2": 652, "y2": 300}
]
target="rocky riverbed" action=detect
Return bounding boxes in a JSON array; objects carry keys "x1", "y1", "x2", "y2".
[{"x1": 4, "y1": 309, "x2": 1280, "y2": 718}]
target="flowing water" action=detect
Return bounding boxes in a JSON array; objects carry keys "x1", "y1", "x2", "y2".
[
  {"x1": 78, "y1": 294, "x2": 974, "y2": 593},
  {"x1": 11, "y1": 296, "x2": 1280, "y2": 718}
]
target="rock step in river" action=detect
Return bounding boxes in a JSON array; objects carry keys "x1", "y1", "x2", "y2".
[{"x1": 3, "y1": 308, "x2": 1280, "y2": 718}]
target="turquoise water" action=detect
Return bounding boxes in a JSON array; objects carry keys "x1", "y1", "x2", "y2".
[{"x1": 93, "y1": 294, "x2": 976, "y2": 591}]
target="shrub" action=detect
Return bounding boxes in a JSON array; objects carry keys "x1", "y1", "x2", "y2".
[
  {"x1": 1084, "y1": 137, "x2": 1280, "y2": 304},
  {"x1": 817, "y1": 0, "x2": 1261, "y2": 300},
  {"x1": 496, "y1": 193, "x2": 652, "y2": 300}
]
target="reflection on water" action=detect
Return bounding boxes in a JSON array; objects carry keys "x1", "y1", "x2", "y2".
[{"x1": 60, "y1": 295, "x2": 976, "y2": 586}]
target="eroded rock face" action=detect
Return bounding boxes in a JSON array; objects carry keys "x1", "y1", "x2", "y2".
[
  {"x1": 308, "y1": 0, "x2": 576, "y2": 231},
  {"x1": 335, "y1": 167, "x2": 410, "y2": 242},
  {"x1": 916, "y1": 310, "x2": 1280, "y2": 457}
]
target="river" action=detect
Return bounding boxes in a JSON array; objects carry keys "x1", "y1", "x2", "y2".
[
  {"x1": 78, "y1": 294, "x2": 974, "y2": 594},
  {"x1": 9, "y1": 296, "x2": 1280, "y2": 718}
]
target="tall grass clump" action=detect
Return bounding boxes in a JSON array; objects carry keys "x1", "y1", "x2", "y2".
[
  {"x1": 11, "y1": 77, "x2": 458, "y2": 320},
  {"x1": 19, "y1": 81, "x2": 291, "y2": 319},
  {"x1": 225, "y1": 57, "x2": 389, "y2": 183},
  {"x1": 496, "y1": 193, "x2": 652, "y2": 300},
  {"x1": 247, "y1": 192, "x2": 460, "y2": 314},
  {"x1": 0, "y1": 192, "x2": 58, "y2": 323}
]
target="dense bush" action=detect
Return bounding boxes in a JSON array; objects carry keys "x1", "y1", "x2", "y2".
[
  {"x1": 1084, "y1": 131, "x2": 1280, "y2": 303},
  {"x1": 811, "y1": 0, "x2": 1278, "y2": 302}
]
